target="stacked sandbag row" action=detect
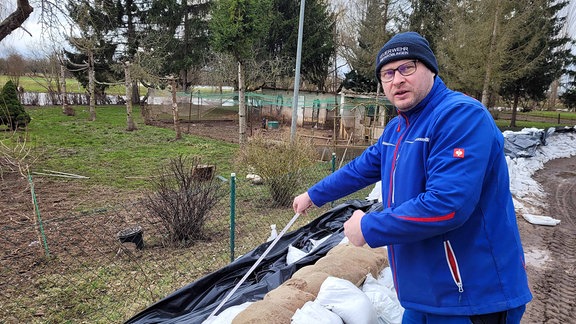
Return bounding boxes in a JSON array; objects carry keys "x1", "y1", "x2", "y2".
[{"x1": 232, "y1": 243, "x2": 388, "y2": 323}]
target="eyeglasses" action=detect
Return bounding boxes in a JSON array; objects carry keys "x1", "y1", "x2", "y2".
[{"x1": 380, "y1": 60, "x2": 418, "y2": 83}]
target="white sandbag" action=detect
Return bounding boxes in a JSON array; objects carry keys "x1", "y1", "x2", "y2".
[
  {"x1": 522, "y1": 214, "x2": 561, "y2": 226},
  {"x1": 287, "y1": 245, "x2": 309, "y2": 265},
  {"x1": 286, "y1": 234, "x2": 332, "y2": 265},
  {"x1": 362, "y1": 273, "x2": 404, "y2": 324},
  {"x1": 378, "y1": 267, "x2": 395, "y2": 290},
  {"x1": 267, "y1": 224, "x2": 278, "y2": 242},
  {"x1": 201, "y1": 302, "x2": 253, "y2": 324},
  {"x1": 309, "y1": 235, "x2": 331, "y2": 250},
  {"x1": 367, "y1": 181, "x2": 383, "y2": 202},
  {"x1": 291, "y1": 301, "x2": 343, "y2": 324},
  {"x1": 315, "y1": 276, "x2": 378, "y2": 324}
]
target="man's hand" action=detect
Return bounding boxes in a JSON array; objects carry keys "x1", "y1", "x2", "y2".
[
  {"x1": 344, "y1": 209, "x2": 367, "y2": 246},
  {"x1": 293, "y1": 192, "x2": 314, "y2": 215}
]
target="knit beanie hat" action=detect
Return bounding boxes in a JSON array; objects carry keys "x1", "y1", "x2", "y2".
[{"x1": 375, "y1": 31, "x2": 438, "y2": 82}]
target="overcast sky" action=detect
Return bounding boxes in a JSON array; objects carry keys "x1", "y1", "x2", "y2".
[{"x1": 0, "y1": 8, "x2": 53, "y2": 58}]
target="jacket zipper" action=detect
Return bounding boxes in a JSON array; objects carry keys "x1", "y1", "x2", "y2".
[
  {"x1": 389, "y1": 245, "x2": 399, "y2": 296},
  {"x1": 444, "y1": 240, "x2": 464, "y2": 294},
  {"x1": 388, "y1": 114, "x2": 408, "y2": 298},
  {"x1": 390, "y1": 113, "x2": 409, "y2": 206}
]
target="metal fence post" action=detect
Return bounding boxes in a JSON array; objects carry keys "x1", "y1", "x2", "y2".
[
  {"x1": 331, "y1": 152, "x2": 336, "y2": 173},
  {"x1": 28, "y1": 172, "x2": 50, "y2": 257},
  {"x1": 331, "y1": 153, "x2": 336, "y2": 207},
  {"x1": 230, "y1": 173, "x2": 236, "y2": 262}
]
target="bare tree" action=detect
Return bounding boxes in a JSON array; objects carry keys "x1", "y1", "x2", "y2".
[
  {"x1": 5, "y1": 53, "x2": 25, "y2": 85},
  {"x1": 123, "y1": 61, "x2": 137, "y2": 131},
  {"x1": 59, "y1": 54, "x2": 74, "y2": 115},
  {"x1": 169, "y1": 77, "x2": 181, "y2": 140}
]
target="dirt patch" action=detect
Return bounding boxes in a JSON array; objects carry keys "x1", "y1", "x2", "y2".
[
  {"x1": 0, "y1": 171, "x2": 135, "y2": 278},
  {"x1": 150, "y1": 119, "x2": 337, "y2": 144},
  {"x1": 519, "y1": 156, "x2": 576, "y2": 322}
]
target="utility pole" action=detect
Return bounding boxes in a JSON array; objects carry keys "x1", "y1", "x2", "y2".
[{"x1": 290, "y1": 0, "x2": 305, "y2": 142}]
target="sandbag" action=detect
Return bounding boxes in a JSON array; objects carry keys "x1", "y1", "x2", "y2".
[
  {"x1": 362, "y1": 273, "x2": 404, "y2": 324},
  {"x1": 263, "y1": 284, "x2": 316, "y2": 313},
  {"x1": 233, "y1": 242, "x2": 388, "y2": 321},
  {"x1": 291, "y1": 301, "x2": 343, "y2": 324},
  {"x1": 315, "y1": 276, "x2": 378, "y2": 324},
  {"x1": 231, "y1": 299, "x2": 293, "y2": 324}
]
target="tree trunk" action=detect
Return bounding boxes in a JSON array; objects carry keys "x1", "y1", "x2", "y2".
[
  {"x1": 548, "y1": 79, "x2": 559, "y2": 110},
  {"x1": 510, "y1": 89, "x2": 520, "y2": 128},
  {"x1": 88, "y1": 51, "x2": 96, "y2": 121},
  {"x1": 171, "y1": 78, "x2": 182, "y2": 140},
  {"x1": 238, "y1": 61, "x2": 247, "y2": 145},
  {"x1": 131, "y1": 81, "x2": 140, "y2": 104},
  {"x1": 481, "y1": 0, "x2": 500, "y2": 107},
  {"x1": 124, "y1": 62, "x2": 137, "y2": 131},
  {"x1": 60, "y1": 62, "x2": 74, "y2": 116}
]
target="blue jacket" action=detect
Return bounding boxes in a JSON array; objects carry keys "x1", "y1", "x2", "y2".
[{"x1": 308, "y1": 77, "x2": 532, "y2": 315}]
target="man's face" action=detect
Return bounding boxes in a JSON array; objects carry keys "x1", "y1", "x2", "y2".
[{"x1": 379, "y1": 59, "x2": 435, "y2": 112}]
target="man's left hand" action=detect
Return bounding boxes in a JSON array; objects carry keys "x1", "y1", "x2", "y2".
[{"x1": 344, "y1": 209, "x2": 366, "y2": 246}]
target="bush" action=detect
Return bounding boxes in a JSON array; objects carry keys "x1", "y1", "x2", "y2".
[
  {"x1": 0, "y1": 132, "x2": 33, "y2": 179},
  {"x1": 141, "y1": 155, "x2": 225, "y2": 246},
  {"x1": 236, "y1": 132, "x2": 319, "y2": 207},
  {"x1": 0, "y1": 80, "x2": 31, "y2": 130}
]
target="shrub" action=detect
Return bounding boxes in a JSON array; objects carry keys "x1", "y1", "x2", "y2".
[
  {"x1": 236, "y1": 132, "x2": 319, "y2": 207},
  {"x1": 0, "y1": 132, "x2": 34, "y2": 179},
  {"x1": 0, "y1": 80, "x2": 31, "y2": 130},
  {"x1": 141, "y1": 155, "x2": 225, "y2": 246}
]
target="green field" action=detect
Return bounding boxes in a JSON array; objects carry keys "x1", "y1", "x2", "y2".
[
  {"x1": 0, "y1": 75, "x2": 137, "y2": 95},
  {"x1": 19, "y1": 106, "x2": 238, "y2": 189},
  {"x1": 0, "y1": 75, "x2": 234, "y2": 96}
]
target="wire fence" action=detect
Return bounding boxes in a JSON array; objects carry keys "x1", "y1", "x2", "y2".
[{"x1": 0, "y1": 154, "x2": 374, "y2": 323}]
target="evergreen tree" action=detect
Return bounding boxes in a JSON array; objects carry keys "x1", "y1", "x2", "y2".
[
  {"x1": 498, "y1": 0, "x2": 574, "y2": 126},
  {"x1": 65, "y1": 0, "x2": 123, "y2": 98},
  {"x1": 265, "y1": 0, "x2": 336, "y2": 91},
  {"x1": 210, "y1": 0, "x2": 273, "y2": 144},
  {"x1": 0, "y1": 80, "x2": 30, "y2": 130},
  {"x1": 436, "y1": 0, "x2": 498, "y2": 97},
  {"x1": 340, "y1": 0, "x2": 392, "y2": 92},
  {"x1": 560, "y1": 87, "x2": 576, "y2": 110},
  {"x1": 140, "y1": 0, "x2": 212, "y2": 90},
  {"x1": 408, "y1": 0, "x2": 446, "y2": 51}
]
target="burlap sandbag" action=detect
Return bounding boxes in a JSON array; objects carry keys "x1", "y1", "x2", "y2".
[
  {"x1": 264, "y1": 284, "x2": 317, "y2": 313},
  {"x1": 316, "y1": 243, "x2": 388, "y2": 285},
  {"x1": 290, "y1": 269, "x2": 332, "y2": 296},
  {"x1": 231, "y1": 299, "x2": 293, "y2": 324},
  {"x1": 232, "y1": 243, "x2": 388, "y2": 323}
]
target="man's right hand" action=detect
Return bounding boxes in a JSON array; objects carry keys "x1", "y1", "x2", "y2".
[{"x1": 293, "y1": 192, "x2": 314, "y2": 215}]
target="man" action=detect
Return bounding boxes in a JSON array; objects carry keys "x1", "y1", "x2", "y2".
[{"x1": 293, "y1": 32, "x2": 532, "y2": 323}]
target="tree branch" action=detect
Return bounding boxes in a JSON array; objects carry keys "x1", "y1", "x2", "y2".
[{"x1": 0, "y1": 0, "x2": 34, "y2": 42}]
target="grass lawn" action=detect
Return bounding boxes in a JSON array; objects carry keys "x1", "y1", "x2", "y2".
[
  {"x1": 0, "y1": 75, "x2": 141, "y2": 95},
  {"x1": 13, "y1": 105, "x2": 238, "y2": 190},
  {"x1": 0, "y1": 75, "x2": 234, "y2": 96}
]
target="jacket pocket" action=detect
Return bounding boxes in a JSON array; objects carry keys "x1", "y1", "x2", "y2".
[{"x1": 444, "y1": 240, "x2": 464, "y2": 293}]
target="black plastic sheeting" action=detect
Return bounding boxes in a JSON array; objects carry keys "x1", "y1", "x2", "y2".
[
  {"x1": 504, "y1": 127, "x2": 553, "y2": 158},
  {"x1": 503, "y1": 126, "x2": 575, "y2": 158},
  {"x1": 125, "y1": 199, "x2": 381, "y2": 324}
]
